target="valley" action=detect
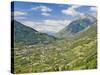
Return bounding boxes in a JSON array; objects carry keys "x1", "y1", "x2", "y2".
[{"x1": 12, "y1": 20, "x2": 97, "y2": 73}]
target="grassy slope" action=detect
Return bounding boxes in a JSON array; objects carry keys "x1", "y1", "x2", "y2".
[{"x1": 13, "y1": 22, "x2": 97, "y2": 73}]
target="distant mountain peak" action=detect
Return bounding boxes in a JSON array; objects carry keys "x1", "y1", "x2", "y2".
[{"x1": 56, "y1": 15, "x2": 96, "y2": 38}]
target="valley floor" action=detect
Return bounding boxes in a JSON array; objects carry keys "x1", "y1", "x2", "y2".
[{"x1": 13, "y1": 36, "x2": 97, "y2": 73}]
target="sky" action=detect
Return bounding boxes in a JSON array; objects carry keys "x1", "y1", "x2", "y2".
[{"x1": 11, "y1": 1, "x2": 97, "y2": 35}]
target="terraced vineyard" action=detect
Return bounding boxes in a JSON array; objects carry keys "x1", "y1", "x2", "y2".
[{"x1": 13, "y1": 23, "x2": 97, "y2": 73}]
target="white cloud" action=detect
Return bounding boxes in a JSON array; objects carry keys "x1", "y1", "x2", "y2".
[
  {"x1": 13, "y1": 11, "x2": 27, "y2": 16},
  {"x1": 91, "y1": 12, "x2": 97, "y2": 18},
  {"x1": 20, "y1": 19, "x2": 71, "y2": 34},
  {"x1": 41, "y1": 12, "x2": 51, "y2": 16},
  {"x1": 14, "y1": 16, "x2": 26, "y2": 20},
  {"x1": 90, "y1": 7, "x2": 97, "y2": 18},
  {"x1": 21, "y1": 21, "x2": 41, "y2": 28},
  {"x1": 90, "y1": 7, "x2": 97, "y2": 12},
  {"x1": 61, "y1": 5, "x2": 83, "y2": 16},
  {"x1": 31, "y1": 6, "x2": 52, "y2": 12},
  {"x1": 71, "y1": 6, "x2": 81, "y2": 9},
  {"x1": 31, "y1": 6, "x2": 52, "y2": 16},
  {"x1": 34, "y1": 20, "x2": 71, "y2": 34},
  {"x1": 40, "y1": 6, "x2": 52, "y2": 12}
]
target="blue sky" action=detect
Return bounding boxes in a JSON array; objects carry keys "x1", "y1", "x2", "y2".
[{"x1": 12, "y1": 1, "x2": 97, "y2": 35}]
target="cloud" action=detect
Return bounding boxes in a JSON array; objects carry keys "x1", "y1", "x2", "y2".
[
  {"x1": 11, "y1": 11, "x2": 27, "y2": 20},
  {"x1": 61, "y1": 5, "x2": 83, "y2": 16},
  {"x1": 13, "y1": 11, "x2": 27, "y2": 16},
  {"x1": 21, "y1": 21, "x2": 41, "y2": 28},
  {"x1": 40, "y1": 6, "x2": 52, "y2": 12},
  {"x1": 31, "y1": 6, "x2": 52, "y2": 16},
  {"x1": 14, "y1": 16, "x2": 26, "y2": 20},
  {"x1": 90, "y1": 7, "x2": 97, "y2": 12},
  {"x1": 41, "y1": 12, "x2": 51, "y2": 16},
  {"x1": 90, "y1": 7, "x2": 97, "y2": 18},
  {"x1": 31, "y1": 6, "x2": 52, "y2": 12},
  {"x1": 20, "y1": 19, "x2": 71, "y2": 34},
  {"x1": 91, "y1": 12, "x2": 97, "y2": 18}
]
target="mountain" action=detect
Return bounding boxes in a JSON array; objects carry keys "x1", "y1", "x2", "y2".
[
  {"x1": 14, "y1": 21, "x2": 97, "y2": 73},
  {"x1": 56, "y1": 15, "x2": 96, "y2": 39},
  {"x1": 74, "y1": 21, "x2": 97, "y2": 40},
  {"x1": 12, "y1": 20, "x2": 56, "y2": 45}
]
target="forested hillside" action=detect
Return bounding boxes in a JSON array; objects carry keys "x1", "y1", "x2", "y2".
[{"x1": 12, "y1": 20, "x2": 56, "y2": 46}]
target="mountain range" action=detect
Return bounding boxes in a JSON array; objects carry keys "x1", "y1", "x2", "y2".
[
  {"x1": 12, "y1": 20, "x2": 56, "y2": 45},
  {"x1": 12, "y1": 15, "x2": 96, "y2": 45},
  {"x1": 56, "y1": 15, "x2": 96, "y2": 39}
]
